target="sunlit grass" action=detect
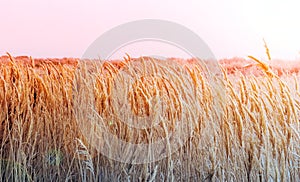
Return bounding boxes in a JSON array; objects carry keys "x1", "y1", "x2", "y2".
[{"x1": 0, "y1": 53, "x2": 299, "y2": 181}]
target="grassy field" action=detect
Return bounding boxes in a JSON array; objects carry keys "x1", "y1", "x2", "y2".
[{"x1": 0, "y1": 55, "x2": 299, "y2": 181}]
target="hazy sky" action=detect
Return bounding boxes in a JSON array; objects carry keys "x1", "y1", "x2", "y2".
[{"x1": 1, "y1": 0, "x2": 299, "y2": 60}]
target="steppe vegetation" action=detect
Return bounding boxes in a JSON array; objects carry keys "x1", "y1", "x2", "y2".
[{"x1": 0, "y1": 54, "x2": 299, "y2": 181}]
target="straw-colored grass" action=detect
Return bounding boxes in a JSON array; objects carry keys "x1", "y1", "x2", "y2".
[{"x1": 0, "y1": 54, "x2": 299, "y2": 181}]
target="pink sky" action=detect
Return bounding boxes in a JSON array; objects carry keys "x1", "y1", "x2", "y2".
[{"x1": 1, "y1": 0, "x2": 299, "y2": 60}]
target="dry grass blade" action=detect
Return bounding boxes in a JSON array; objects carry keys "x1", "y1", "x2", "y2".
[
  {"x1": 248, "y1": 55, "x2": 278, "y2": 78},
  {"x1": 263, "y1": 38, "x2": 271, "y2": 61}
]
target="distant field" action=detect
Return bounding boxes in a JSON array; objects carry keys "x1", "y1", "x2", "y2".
[
  {"x1": 1, "y1": 55, "x2": 300, "y2": 75},
  {"x1": 0, "y1": 55, "x2": 299, "y2": 181}
]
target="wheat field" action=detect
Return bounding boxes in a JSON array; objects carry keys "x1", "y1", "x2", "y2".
[{"x1": 0, "y1": 54, "x2": 299, "y2": 181}]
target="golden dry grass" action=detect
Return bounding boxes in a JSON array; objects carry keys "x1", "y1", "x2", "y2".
[{"x1": 0, "y1": 55, "x2": 299, "y2": 181}]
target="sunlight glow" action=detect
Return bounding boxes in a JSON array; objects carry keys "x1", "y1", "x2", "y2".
[{"x1": 242, "y1": 0, "x2": 300, "y2": 59}]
